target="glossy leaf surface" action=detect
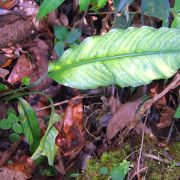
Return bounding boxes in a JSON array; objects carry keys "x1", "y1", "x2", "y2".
[
  {"x1": 31, "y1": 113, "x2": 61, "y2": 166},
  {"x1": 18, "y1": 98, "x2": 40, "y2": 153},
  {"x1": 79, "y1": 0, "x2": 91, "y2": 11},
  {"x1": 141, "y1": 0, "x2": 170, "y2": 26},
  {"x1": 48, "y1": 27, "x2": 180, "y2": 90},
  {"x1": 98, "y1": 0, "x2": 108, "y2": 8},
  {"x1": 37, "y1": 0, "x2": 65, "y2": 19}
]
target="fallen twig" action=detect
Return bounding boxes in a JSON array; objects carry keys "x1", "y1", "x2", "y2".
[
  {"x1": 143, "y1": 152, "x2": 171, "y2": 164},
  {"x1": 136, "y1": 73, "x2": 180, "y2": 178},
  {"x1": 35, "y1": 95, "x2": 101, "y2": 112},
  {"x1": 137, "y1": 108, "x2": 150, "y2": 179}
]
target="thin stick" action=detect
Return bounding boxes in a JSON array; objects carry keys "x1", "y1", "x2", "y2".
[
  {"x1": 84, "y1": 109, "x2": 100, "y2": 140},
  {"x1": 153, "y1": 73, "x2": 180, "y2": 103},
  {"x1": 166, "y1": 119, "x2": 175, "y2": 143},
  {"x1": 87, "y1": 12, "x2": 114, "y2": 15},
  {"x1": 135, "y1": 73, "x2": 180, "y2": 178},
  {"x1": 35, "y1": 95, "x2": 101, "y2": 112},
  {"x1": 130, "y1": 167, "x2": 148, "y2": 180},
  {"x1": 137, "y1": 108, "x2": 150, "y2": 179},
  {"x1": 143, "y1": 153, "x2": 171, "y2": 164}
]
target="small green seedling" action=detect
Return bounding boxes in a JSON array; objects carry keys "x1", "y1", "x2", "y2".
[
  {"x1": 21, "y1": 76, "x2": 31, "y2": 86},
  {"x1": 0, "y1": 109, "x2": 22, "y2": 143},
  {"x1": 174, "y1": 106, "x2": 180, "y2": 119},
  {"x1": 54, "y1": 25, "x2": 81, "y2": 58},
  {"x1": 0, "y1": 82, "x2": 8, "y2": 92}
]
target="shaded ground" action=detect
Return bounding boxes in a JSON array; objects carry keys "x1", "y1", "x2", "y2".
[{"x1": 0, "y1": 0, "x2": 179, "y2": 179}]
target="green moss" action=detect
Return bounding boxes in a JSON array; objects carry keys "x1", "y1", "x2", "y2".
[
  {"x1": 143, "y1": 141, "x2": 180, "y2": 180},
  {"x1": 169, "y1": 142, "x2": 180, "y2": 161},
  {"x1": 81, "y1": 147, "x2": 130, "y2": 180},
  {"x1": 145, "y1": 158, "x2": 180, "y2": 180},
  {"x1": 81, "y1": 135, "x2": 180, "y2": 180}
]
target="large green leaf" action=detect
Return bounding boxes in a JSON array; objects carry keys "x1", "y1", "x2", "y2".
[
  {"x1": 37, "y1": 0, "x2": 65, "y2": 19},
  {"x1": 174, "y1": 0, "x2": 180, "y2": 14},
  {"x1": 79, "y1": 0, "x2": 91, "y2": 11},
  {"x1": 141, "y1": 0, "x2": 170, "y2": 26},
  {"x1": 31, "y1": 113, "x2": 61, "y2": 166},
  {"x1": 98, "y1": 0, "x2": 108, "y2": 8},
  {"x1": 18, "y1": 98, "x2": 40, "y2": 153},
  {"x1": 117, "y1": 0, "x2": 134, "y2": 12},
  {"x1": 48, "y1": 27, "x2": 180, "y2": 90},
  {"x1": 172, "y1": 15, "x2": 180, "y2": 30}
]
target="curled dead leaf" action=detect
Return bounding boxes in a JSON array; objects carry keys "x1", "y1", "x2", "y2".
[
  {"x1": 0, "y1": 167, "x2": 29, "y2": 180},
  {"x1": 7, "y1": 54, "x2": 34, "y2": 84},
  {"x1": 59, "y1": 12, "x2": 69, "y2": 26},
  {"x1": 57, "y1": 97, "x2": 84, "y2": 156},
  {"x1": 0, "y1": 0, "x2": 18, "y2": 9},
  {"x1": 157, "y1": 106, "x2": 174, "y2": 129},
  {"x1": 0, "y1": 68, "x2": 9, "y2": 79},
  {"x1": 106, "y1": 99, "x2": 142, "y2": 140}
]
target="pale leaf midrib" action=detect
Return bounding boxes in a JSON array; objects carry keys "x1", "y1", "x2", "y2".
[{"x1": 49, "y1": 49, "x2": 180, "y2": 75}]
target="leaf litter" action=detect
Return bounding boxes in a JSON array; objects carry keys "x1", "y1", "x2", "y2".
[{"x1": 0, "y1": 0, "x2": 179, "y2": 179}]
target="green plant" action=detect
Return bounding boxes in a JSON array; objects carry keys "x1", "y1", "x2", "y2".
[
  {"x1": 174, "y1": 106, "x2": 180, "y2": 119},
  {"x1": 110, "y1": 160, "x2": 131, "y2": 180},
  {"x1": 0, "y1": 109, "x2": 22, "y2": 142},
  {"x1": 172, "y1": 0, "x2": 180, "y2": 29},
  {"x1": 48, "y1": 26, "x2": 180, "y2": 90},
  {"x1": 21, "y1": 76, "x2": 31, "y2": 86},
  {"x1": 18, "y1": 98, "x2": 41, "y2": 152},
  {"x1": 37, "y1": 0, "x2": 65, "y2": 19},
  {"x1": 0, "y1": 95, "x2": 60, "y2": 166},
  {"x1": 113, "y1": 0, "x2": 171, "y2": 28},
  {"x1": 54, "y1": 26, "x2": 81, "y2": 58},
  {"x1": 80, "y1": 0, "x2": 108, "y2": 11},
  {"x1": 37, "y1": 0, "x2": 108, "y2": 19},
  {"x1": 0, "y1": 82, "x2": 8, "y2": 91},
  {"x1": 141, "y1": 0, "x2": 170, "y2": 26},
  {"x1": 31, "y1": 113, "x2": 61, "y2": 166},
  {"x1": 84, "y1": 150, "x2": 131, "y2": 180}
]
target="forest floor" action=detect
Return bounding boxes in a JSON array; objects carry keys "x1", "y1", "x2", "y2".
[{"x1": 0, "y1": 0, "x2": 179, "y2": 179}]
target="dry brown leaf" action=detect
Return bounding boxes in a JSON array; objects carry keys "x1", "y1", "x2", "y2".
[
  {"x1": 157, "y1": 106, "x2": 174, "y2": 129},
  {"x1": 59, "y1": 12, "x2": 69, "y2": 26},
  {"x1": 0, "y1": 167, "x2": 29, "y2": 180},
  {"x1": 135, "y1": 121, "x2": 153, "y2": 136},
  {"x1": 63, "y1": 97, "x2": 83, "y2": 141},
  {"x1": 148, "y1": 82, "x2": 166, "y2": 110},
  {"x1": 7, "y1": 54, "x2": 34, "y2": 84},
  {"x1": 0, "y1": 0, "x2": 17, "y2": 9},
  {"x1": 29, "y1": 38, "x2": 53, "y2": 91},
  {"x1": 47, "y1": 11, "x2": 61, "y2": 26},
  {"x1": 106, "y1": 98, "x2": 142, "y2": 140},
  {"x1": 57, "y1": 97, "x2": 84, "y2": 156},
  {"x1": 101, "y1": 14, "x2": 110, "y2": 34},
  {"x1": 1, "y1": 58, "x2": 13, "y2": 68},
  {"x1": 0, "y1": 68, "x2": 9, "y2": 79},
  {"x1": 109, "y1": 95, "x2": 121, "y2": 114},
  {"x1": 0, "y1": 19, "x2": 34, "y2": 48},
  {"x1": 2, "y1": 156, "x2": 34, "y2": 180}
]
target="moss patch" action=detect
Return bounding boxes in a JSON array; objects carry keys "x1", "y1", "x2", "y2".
[
  {"x1": 81, "y1": 136, "x2": 180, "y2": 180},
  {"x1": 81, "y1": 145, "x2": 130, "y2": 180}
]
